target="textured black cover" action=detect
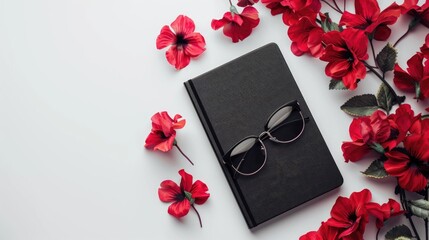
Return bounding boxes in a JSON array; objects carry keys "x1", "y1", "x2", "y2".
[{"x1": 184, "y1": 43, "x2": 343, "y2": 229}]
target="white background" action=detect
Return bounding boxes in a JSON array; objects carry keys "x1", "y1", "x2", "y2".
[{"x1": 0, "y1": 0, "x2": 428, "y2": 239}]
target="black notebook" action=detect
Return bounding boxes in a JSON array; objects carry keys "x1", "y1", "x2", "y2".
[{"x1": 184, "y1": 43, "x2": 343, "y2": 229}]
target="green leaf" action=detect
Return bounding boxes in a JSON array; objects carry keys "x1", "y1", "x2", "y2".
[
  {"x1": 376, "y1": 43, "x2": 397, "y2": 73},
  {"x1": 329, "y1": 79, "x2": 347, "y2": 90},
  {"x1": 385, "y1": 225, "x2": 413, "y2": 240},
  {"x1": 409, "y1": 199, "x2": 429, "y2": 219},
  {"x1": 377, "y1": 83, "x2": 394, "y2": 113},
  {"x1": 340, "y1": 94, "x2": 380, "y2": 117},
  {"x1": 184, "y1": 191, "x2": 195, "y2": 204},
  {"x1": 321, "y1": 13, "x2": 340, "y2": 32},
  {"x1": 361, "y1": 159, "x2": 388, "y2": 178}
]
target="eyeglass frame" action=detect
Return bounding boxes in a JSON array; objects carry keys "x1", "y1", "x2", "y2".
[{"x1": 222, "y1": 100, "x2": 309, "y2": 176}]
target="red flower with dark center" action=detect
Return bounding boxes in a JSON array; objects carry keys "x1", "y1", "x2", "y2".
[
  {"x1": 156, "y1": 15, "x2": 206, "y2": 70},
  {"x1": 393, "y1": 52, "x2": 429, "y2": 100},
  {"x1": 339, "y1": 0, "x2": 401, "y2": 41},
  {"x1": 238, "y1": 0, "x2": 259, "y2": 7},
  {"x1": 287, "y1": 16, "x2": 324, "y2": 57},
  {"x1": 385, "y1": 134, "x2": 429, "y2": 192},
  {"x1": 366, "y1": 199, "x2": 403, "y2": 229},
  {"x1": 320, "y1": 29, "x2": 369, "y2": 90},
  {"x1": 144, "y1": 112, "x2": 193, "y2": 165},
  {"x1": 211, "y1": 6, "x2": 260, "y2": 43},
  {"x1": 158, "y1": 169, "x2": 210, "y2": 227},
  {"x1": 342, "y1": 110, "x2": 397, "y2": 162},
  {"x1": 326, "y1": 189, "x2": 372, "y2": 239}
]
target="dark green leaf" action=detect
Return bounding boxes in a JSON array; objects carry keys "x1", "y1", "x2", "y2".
[
  {"x1": 409, "y1": 199, "x2": 429, "y2": 219},
  {"x1": 376, "y1": 43, "x2": 397, "y2": 73},
  {"x1": 321, "y1": 13, "x2": 340, "y2": 32},
  {"x1": 329, "y1": 79, "x2": 347, "y2": 90},
  {"x1": 361, "y1": 159, "x2": 388, "y2": 178},
  {"x1": 340, "y1": 94, "x2": 380, "y2": 117},
  {"x1": 385, "y1": 225, "x2": 413, "y2": 240},
  {"x1": 377, "y1": 83, "x2": 394, "y2": 112}
]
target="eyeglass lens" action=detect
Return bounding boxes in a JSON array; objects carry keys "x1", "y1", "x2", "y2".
[{"x1": 229, "y1": 137, "x2": 266, "y2": 176}]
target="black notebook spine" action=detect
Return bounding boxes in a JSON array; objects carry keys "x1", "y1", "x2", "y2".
[{"x1": 184, "y1": 80, "x2": 256, "y2": 228}]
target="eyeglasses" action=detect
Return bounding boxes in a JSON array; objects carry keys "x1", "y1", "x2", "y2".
[{"x1": 222, "y1": 100, "x2": 309, "y2": 177}]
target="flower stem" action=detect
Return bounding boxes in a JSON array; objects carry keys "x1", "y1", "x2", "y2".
[
  {"x1": 321, "y1": 0, "x2": 343, "y2": 14},
  {"x1": 370, "y1": 39, "x2": 377, "y2": 64},
  {"x1": 399, "y1": 187, "x2": 422, "y2": 240},
  {"x1": 376, "y1": 228, "x2": 380, "y2": 240},
  {"x1": 363, "y1": 61, "x2": 405, "y2": 106},
  {"x1": 228, "y1": 0, "x2": 233, "y2": 6},
  {"x1": 174, "y1": 143, "x2": 194, "y2": 165},
  {"x1": 393, "y1": 18, "x2": 419, "y2": 48},
  {"x1": 192, "y1": 204, "x2": 203, "y2": 228}
]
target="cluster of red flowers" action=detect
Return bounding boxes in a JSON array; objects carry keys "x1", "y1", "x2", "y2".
[
  {"x1": 342, "y1": 104, "x2": 429, "y2": 192},
  {"x1": 300, "y1": 189, "x2": 402, "y2": 239}
]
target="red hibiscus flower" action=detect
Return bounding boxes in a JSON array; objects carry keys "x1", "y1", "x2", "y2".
[
  {"x1": 393, "y1": 52, "x2": 429, "y2": 100},
  {"x1": 156, "y1": 15, "x2": 206, "y2": 70},
  {"x1": 326, "y1": 189, "x2": 372, "y2": 239},
  {"x1": 342, "y1": 109, "x2": 398, "y2": 162},
  {"x1": 366, "y1": 199, "x2": 403, "y2": 229},
  {"x1": 158, "y1": 169, "x2": 210, "y2": 227},
  {"x1": 287, "y1": 16, "x2": 324, "y2": 57},
  {"x1": 144, "y1": 111, "x2": 194, "y2": 165},
  {"x1": 385, "y1": 134, "x2": 429, "y2": 192},
  {"x1": 320, "y1": 29, "x2": 369, "y2": 90},
  {"x1": 339, "y1": 0, "x2": 401, "y2": 41},
  {"x1": 211, "y1": 6, "x2": 260, "y2": 43},
  {"x1": 261, "y1": 0, "x2": 321, "y2": 26},
  {"x1": 238, "y1": 0, "x2": 259, "y2": 7}
]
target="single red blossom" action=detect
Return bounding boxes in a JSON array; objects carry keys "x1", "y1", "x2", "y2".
[
  {"x1": 211, "y1": 6, "x2": 260, "y2": 43},
  {"x1": 388, "y1": 104, "x2": 420, "y2": 144},
  {"x1": 326, "y1": 189, "x2": 371, "y2": 240},
  {"x1": 339, "y1": 0, "x2": 401, "y2": 41},
  {"x1": 238, "y1": 0, "x2": 259, "y2": 7},
  {"x1": 158, "y1": 169, "x2": 210, "y2": 227},
  {"x1": 366, "y1": 199, "x2": 403, "y2": 229},
  {"x1": 401, "y1": 0, "x2": 429, "y2": 28},
  {"x1": 287, "y1": 16, "x2": 324, "y2": 57},
  {"x1": 393, "y1": 52, "x2": 429, "y2": 100},
  {"x1": 385, "y1": 134, "x2": 429, "y2": 192},
  {"x1": 156, "y1": 15, "x2": 206, "y2": 70},
  {"x1": 342, "y1": 110, "x2": 397, "y2": 162},
  {"x1": 144, "y1": 112, "x2": 194, "y2": 165},
  {"x1": 320, "y1": 29, "x2": 369, "y2": 90}
]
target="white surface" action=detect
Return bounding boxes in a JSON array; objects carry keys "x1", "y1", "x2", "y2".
[{"x1": 0, "y1": 0, "x2": 427, "y2": 239}]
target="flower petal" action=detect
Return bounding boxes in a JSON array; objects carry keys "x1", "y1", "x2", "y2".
[
  {"x1": 158, "y1": 180, "x2": 181, "y2": 202},
  {"x1": 179, "y1": 169, "x2": 193, "y2": 192},
  {"x1": 165, "y1": 45, "x2": 191, "y2": 70},
  {"x1": 156, "y1": 25, "x2": 176, "y2": 49},
  {"x1": 191, "y1": 180, "x2": 210, "y2": 204},
  {"x1": 171, "y1": 15, "x2": 195, "y2": 35},
  {"x1": 168, "y1": 199, "x2": 191, "y2": 218},
  {"x1": 184, "y1": 32, "x2": 206, "y2": 57}
]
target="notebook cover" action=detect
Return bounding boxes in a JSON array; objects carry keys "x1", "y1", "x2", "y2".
[{"x1": 184, "y1": 43, "x2": 343, "y2": 229}]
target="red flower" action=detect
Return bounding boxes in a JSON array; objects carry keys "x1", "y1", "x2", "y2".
[
  {"x1": 393, "y1": 52, "x2": 429, "y2": 100},
  {"x1": 342, "y1": 110, "x2": 396, "y2": 162},
  {"x1": 156, "y1": 15, "x2": 206, "y2": 70},
  {"x1": 339, "y1": 0, "x2": 401, "y2": 41},
  {"x1": 287, "y1": 16, "x2": 324, "y2": 57},
  {"x1": 261, "y1": 0, "x2": 321, "y2": 26},
  {"x1": 144, "y1": 112, "x2": 194, "y2": 165},
  {"x1": 299, "y1": 222, "x2": 340, "y2": 240},
  {"x1": 385, "y1": 134, "x2": 429, "y2": 192},
  {"x1": 320, "y1": 29, "x2": 369, "y2": 90},
  {"x1": 388, "y1": 104, "x2": 420, "y2": 143},
  {"x1": 211, "y1": 6, "x2": 260, "y2": 43},
  {"x1": 238, "y1": 0, "x2": 259, "y2": 7},
  {"x1": 366, "y1": 199, "x2": 403, "y2": 229},
  {"x1": 420, "y1": 33, "x2": 429, "y2": 57},
  {"x1": 158, "y1": 169, "x2": 210, "y2": 227},
  {"x1": 326, "y1": 189, "x2": 372, "y2": 239},
  {"x1": 401, "y1": 0, "x2": 429, "y2": 28}
]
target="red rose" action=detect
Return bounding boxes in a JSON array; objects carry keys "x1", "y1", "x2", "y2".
[
  {"x1": 326, "y1": 189, "x2": 372, "y2": 240},
  {"x1": 385, "y1": 134, "x2": 429, "y2": 192},
  {"x1": 287, "y1": 16, "x2": 324, "y2": 57},
  {"x1": 320, "y1": 29, "x2": 369, "y2": 90},
  {"x1": 156, "y1": 15, "x2": 206, "y2": 70},
  {"x1": 339, "y1": 0, "x2": 401, "y2": 41},
  {"x1": 158, "y1": 169, "x2": 210, "y2": 227},
  {"x1": 211, "y1": 6, "x2": 260, "y2": 43},
  {"x1": 393, "y1": 52, "x2": 429, "y2": 100}
]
